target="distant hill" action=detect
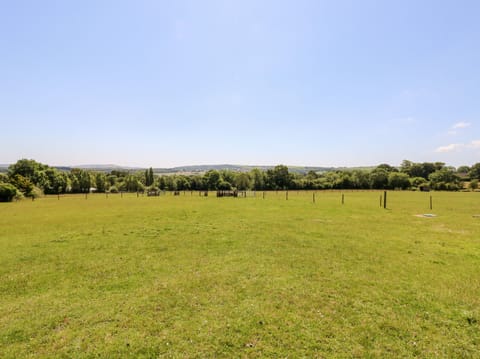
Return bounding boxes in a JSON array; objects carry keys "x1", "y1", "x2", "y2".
[
  {"x1": 0, "y1": 162, "x2": 374, "y2": 175},
  {"x1": 73, "y1": 164, "x2": 143, "y2": 171},
  {"x1": 152, "y1": 164, "x2": 338, "y2": 175}
]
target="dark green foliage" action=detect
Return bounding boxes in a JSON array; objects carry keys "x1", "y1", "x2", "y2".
[
  {"x1": 2, "y1": 158, "x2": 473, "y2": 197},
  {"x1": 204, "y1": 170, "x2": 221, "y2": 190},
  {"x1": 265, "y1": 165, "x2": 292, "y2": 190},
  {"x1": 470, "y1": 179, "x2": 478, "y2": 190},
  {"x1": 388, "y1": 172, "x2": 411, "y2": 190},
  {"x1": 428, "y1": 168, "x2": 460, "y2": 190},
  {"x1": 145, "y1": 167, "x2": 154, "y2": 186},
  {"x1": 0, "y1": 183, "x2": 18, "y2": 202},
  {"x1": 95, "y1": 173, "x2": 107, "y2": 193},
  {"x1": 370, "y1": 169, "x2": 389, "y2": 189},
  {"x1": 469, "y1": 163, "x2": 480, "y2": 180},
  {"x1": 217, "y1": 180, "x2": 232, "y2": 190},
  {"x1": 456, "y1": 165, "x2": 470, "y2": 174},
  {"x1": 70, "y1": 169, "x2": 92, "y2": 193},
  {"x1": 235, "y1": 172, "x2": 251, "y2": 190},
  {"x1": 9, "y1": 174, "x2": 34, "y2": 197},
  {"x1": 8, "y1": 159, "x2": 47, "y2": 181}
]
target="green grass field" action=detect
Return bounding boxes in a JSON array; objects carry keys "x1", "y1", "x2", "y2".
[{"x1": 1, "y1": 191, "x2": 479, "y2": 358}]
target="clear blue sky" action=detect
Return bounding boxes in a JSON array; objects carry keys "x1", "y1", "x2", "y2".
[{"x1": 1, "y1": 0, "x2": 479, "y2": 168}]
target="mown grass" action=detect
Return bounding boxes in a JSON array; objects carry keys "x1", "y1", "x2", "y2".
[{"x1": 1, "y1": 191, "x2": 479, "y2": 358}]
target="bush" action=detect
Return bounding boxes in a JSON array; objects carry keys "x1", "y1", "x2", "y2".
[
  {"x1": 0, "y1": 183, "x2": 18, "y2": 202},
  {"x1": 109, "y1": 186, "x2": 119, "y2": 193},
  {"x1": 31, "y1": 186, "x2": 44, "y2": 198},
  {"x1": 470, "y1": 179, "x2": 479, "y2": 191},
  {"x1": 217, "y1": 180, "x2": 232, "y2": 190}
]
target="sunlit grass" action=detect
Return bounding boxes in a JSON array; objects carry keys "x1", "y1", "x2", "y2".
[{"x1": 1, "y1": 191, "x2": 479, "y2": 357}]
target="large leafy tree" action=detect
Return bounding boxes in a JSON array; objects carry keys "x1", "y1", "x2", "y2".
[
  {"x1": 250, "y1": 168, "x2": 265, "y2": 190},
  {"x1": 8, "y1": 159, "x2": 47, "y2": 182},
  {"x1": 235, "y1": 172, "x2": 251, "y2": 190},
  {"x1": 145, "y1": 167, "x2": 154, "y2": 186},
  {"x1": 388, "y1": 172, "x2": 411, "y2": 190},
  {"x1": 469, "y1": 163, "x2": 480, "y2": 180},
  {"x1": 0, "y1": 183, "x2": 18, "y2": 202},
  {"x1": 9, "y1": 174, "x2": 34, "y2": 196},
  {"x1": 204, "y1": 170, "x2": 221, "y2": 190},
  {"x1": 267, "y1": 165, "x2": 292, "y2": 190}
]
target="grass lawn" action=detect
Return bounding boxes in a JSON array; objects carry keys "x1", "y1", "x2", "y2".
[{"x1": 1, "y1": 191, "x2": 479, "y2": 357}]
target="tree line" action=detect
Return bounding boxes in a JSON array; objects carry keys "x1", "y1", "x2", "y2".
[{"x1": 1, "y1": 159, "x2": 479, "y2": 202}]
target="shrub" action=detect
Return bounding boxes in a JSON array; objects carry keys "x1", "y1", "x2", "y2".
[
  {"x1": 109, "y1": 186, "x2": 119, "y2": 193},
  {"x1": 31, "y1": 186, "x2": 44, "y2": 198},
  {"x1": 469, "y1": 179, "x2": 478, "y2": 191},
  {"x1": 0, "y1": 183, "x2": 18, "y2": 202}
]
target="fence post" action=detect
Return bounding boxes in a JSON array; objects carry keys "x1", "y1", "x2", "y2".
[
  {"x1": 313, "y1": 192, "x2": 315, "y2": 203},
  {"x1": 286, "y1": 191, "x2": 288, "y2": 200},
  {"x1": 383, "y1": 191, "x2": 387, "y2": 209},
  {"x1": 342, "y1": 193, "x2": 344, "y2": 205},
  {"x1": 430, "y1": 195, "x2": 432, "y2": 210}
]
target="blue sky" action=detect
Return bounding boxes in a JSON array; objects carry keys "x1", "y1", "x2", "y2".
[{"x1": 1, "y1": 0, "x2": 479, "y2": 167}]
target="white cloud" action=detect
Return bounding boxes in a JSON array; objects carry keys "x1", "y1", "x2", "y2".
[
  {"x1": 435, "y1": 143, "x2": 464, "y2": 153},
  {"x1": 452, "y1": 121, "x2": 471, "y2": 129},
  {"x1": 468, "y1": 140, "x2": 480, "y2": 148},
  {"x1": 435, "y1": 140, "x2": 480, "y2": 153}
]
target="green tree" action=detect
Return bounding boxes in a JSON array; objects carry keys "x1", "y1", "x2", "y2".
[
  {"x1": 176, "y1": 176, "x2": 190, "y2": 190},
  {"x1": 388, "y1": 172, "x2": 410, "y2": 190},
  {"x1": 70, "y1": 169, "x2": 92, "y2": 193},
  {"x1": 369, "y1": 169, "x2": 389, "y2": 189},
  {"x1": 351, "y1": 170, "x2": 370, "y2": 189},
  {"x1": 376, "y1": 163, "x2": 397, "y2": 173},
  {"x1": 250, "y1": 168, "x2": 265, "y2": 190},
  {"x1": 400, "y1": 160, "x2": 413, "y2": 174},
  {"x1": 429, "y1": 168, "x2": 460, "y2": 190},
  {"x1": 10, "y1": 174, "x2": 34, "y2": 196},
  {"x1": 335, "y1": 171, "x2": 355, "y2": 189},
  {"x1": 125, "y1": 174, "x2": 142, "y2": 192},
  {"x1": 95, "y1": 173, "x2": 107, "y2": 193},
  {"x1": 470, "y1": 179, "x2": 478, "y2": 191},
  {"x1": 220, "y1": 170, "x2": 235, "y2": 186},
  {"x1": 235, "y1": 172, "x2": 251, "y2": 190},
  {"x1": 0, "y1": 183, "x2": 18, "y2": 202},
  {"x1": 457, "y1": 165, "x2": 470, "y2": 174},
  {"x1": 42, "y1": 168, "x2": 69, "y2": 194},
  {"x1": 410, "y1": 176, "x2": 428, "y2": 189},
  {"x1": 145, "y1": 167, "x2": 154, "y2": 186},
  {"x1": 8, "y1": 159, "x2": 46, "y2": 182},
  {"x1": 217, "y1": 180, "x2": 232, "y2": 190},
  {"x1": 268, "y1": 165, "x2": 292, "y2": 190},
  {"x1": 204, "y1": 170, "x2": 221, "y2": 190},
  {"x1": 469, "y1": 163, "x2": 480, "y2": 179}
]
